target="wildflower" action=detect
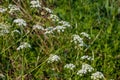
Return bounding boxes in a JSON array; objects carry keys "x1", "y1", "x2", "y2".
[
  {"x1": 0, "y1": 23, "x2": 11, "y2": 29},
  {"x1": 80, "y1": 32, "x2": 91, "y2": 39},
  {"x1": 91, "y1": 71, "x2": 105, "y2": 80},
  {"x1": 47, "y1": 54, "x2": 61, "y2": 63},
  {"x1": 0, "y1": 73, "x2": 5, "y2": 78},
  {"x1": 64, "y1": 63, "x2": 75, "y2": 70},
  {"x1": 59, "y1": 21, "x2": 71, "y2": 27},
  {"x1": 0, "y1": 23, "x2": 10, "y2": 36},
  {"x1": 17, "y1": 42, "x2": 31, "y2": 50},
  {"x1": 44, "y1": 27, "x2": 54, "y2": 34},
  {"x1": 0, "y1": 7, "x2": 7, "y2": 13},
  {"x1": 8, "y1": 4, "x2": 20, "y2": 14},
  {"x1": 43, "y1": 7, "x2": 53, "y2": 13},
  {"x1": 12, "y1": 29, "x2": 20, "y2": 34},
  {"x1": 30, "y1": 0, "x2": 41, "y2": 8},
  {"x1": 72, "y1": 34, "x2": 84, "y2": 47},
  {"x1": 82, "y1": 63, "x2": 94, "y2": 72},
  {"x1": 50, "y1": 14, "x2": 59, "y2": 22},
  {"x1": 33, "y1": 24, "x2": 44, "y2": 30},
  {"x1": 0, "y1": 29, "x2": 9, "y2": 35},
  {"x1": 77, "y1": 63, "x2": 94, "y2": 76},
  {"x1": 53, "y1": 26, "x2": 66, "y2": 32},
  {"x1": 77, "y1": 69, "x2": 87, "y2": 76},
  {"x1": 13, "y1": 18, "x2": 27, "y2": 26},
  {"x1": 81, "y1": 55, "x2": 94, "y2": 61}
]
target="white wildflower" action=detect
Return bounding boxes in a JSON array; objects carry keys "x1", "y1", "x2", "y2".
[
  {"x1": 72, "y1": 34, "x2": 84, "y2": 46},
  {"x1": 0, "y1": 73, "x2": 5, "y2": 78},
  {"x1": 33, "y1": 24, "x2": 44, "y2": 30},
  {"x1": 81, "y1": 32, "x2": 91, "y2": 39},
  {"x1": 0, "y1": 23, "x2": 11, "y2": 36},
  {"x1": 77, "y1": 69, "x2": 87, "y2": 76},
  {"x1": 47, "y1": 54, "x2": 61, "y2": 63},
  {"x1": 13, "y1": 18, "x2": 27, "y2": 26},
  {"x1": 0, "y1": 29, "x2": 9, "y2": 36},
  {"x1": 53, "y1": 26, "x2": 66, "y2": 32},
  {"x1": 77, "y1": 63, "x2": 94, "y2": 76},
  {"x1": 81, "y1": 55, "x2": 94, "y2": 61},
  {"x1": 30, "y1": 0, "x2": 41, "y2": 8},
  {"x1": 8, "y1": 4, "x2": 20, "y2": 14},
  {"x1": 12, "y1": 30, "x2": 20, "y2": 34},
  {"x1": 17, "y1": 42, "x2": 31, "y2": 50},
  {"x1": 64, "y1": 63, "x2": 75, "y2": 70},
  {"x1": 43, "y1": 7, "x2": 53, "y2": 13},
  {"x1": 50, "y1": 14, "x2": 59, "y2": 22},
  {"x1": 44, "y1": 27, "x2": 54, "y2": 34},
  {"x1": 59, "y1": 21, "x2": 71, "y2": 27},
  {"x1": 0, "y1": 7, "x2": 7, "y2": 13},
  {"x1": 91, "y1": 71, "x2": 105, "y2": 80},
  {"x1": 82, "y1": 63, "x2": 94, "y2": 72},
  {"x1": 0, "y1": 29, "x2": 9, "y2": 34}
]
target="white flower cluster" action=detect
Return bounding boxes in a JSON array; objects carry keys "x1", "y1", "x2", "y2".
[
  {"x1": 8, "y1": 4, "x2": 20, "y2": 14},
  {"x1": 64, "y1": 63, "x2": 75, "y2": 70},
  {"x1": 0, "y1": 73, "x2": 5, "y2": 78},
  {"x1": 33, "y1": 24, "x2": 44, "y2": 30},
  {"x1": 43, "y1": 7, "x2": 53, "y2": 14},
  {"x1": 0, "y1": 7, "x2": 7, "y2": 13},
  {"x1": 58, "y1": 21, "x2": 71, "y2": 27},
  {"x1": 47, "y1": 54, "x2": 61, "y2": 63},
  {"x1": 12, "y1": 29, "x2": 20, "y2": 34},
  {"x1": 44, "y1": 27, "x2": 54, "y2": 34},
  {"x1": 91, "y1": 71, "x2": 105, "y2": 80},
  {"x1": 30, "y1": 0, "x2": 41, "y2": 8},
  {"x1": 53, "y1": 26, "x2": 66, "y2": 32},
  {"x1": 81, "y1": 32, "x2": 91, "y2": 39},
  {"x1": 17, "y1": 42, "x2": 31, "y2": 50},
  {"x1": 32, "y1": 22, "x2": 71, "y2": 34},
  {"x1": 77, "y1": 63, "x2": 94, "y2": 76},
  {"x1": 13, "y1": 18, "x2": 27, "y2": 26},
  {"x1": 50, "y1": 14, "x2": 59, "y2": 22},
  {"x1": 0, "y1": 23, "x2": 10, "y2": 36},
  {"x1": 72, "y1": 34, "x2": 84, "y2": 47},
  {"x1": 81, "y1": 55, "x2": 94, "y2": 61}
]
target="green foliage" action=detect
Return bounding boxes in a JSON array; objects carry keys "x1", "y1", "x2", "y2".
[{"x1": 0, "y1": 0, "x2": 120, "y2": 79}]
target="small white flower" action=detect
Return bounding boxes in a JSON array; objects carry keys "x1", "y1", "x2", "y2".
[
  {"x1": 43, "y1": 7, "x2": 53, "y2": 13},
  {"x1": 13, "y1": 18, "x2": 27, "y2": 26},
  {"x1": 82, "y1": 63, "x2": 94, "y2": 72},
  {"x1": 0, "y1": 23, "x2": 11, "y2": 36},
  {"x1": 0, "y1": 29, "x2": 9, "y2": 34},
  {"x1": 81, "y1": 32, "x2": 91, "y2": 39},
  {"x1": 8, "y1": 4, "x2": 20, "y2": 14},
  {"x1": 44, "y1": 27, "x2": 54, "y2": 34},
  {"x1": 77, "y1": 69, "x2": 87, "y2": 76},
  {"x1": 77, "y1": 63, "x2": 94, "y2": 76},
  {"x1": 53, "y1": 26, "x2": 66, "y2": 32},
  {"x1": 47, "y1": 54, "x2": 61, "y2": 63},
  {"x1": 0, "y1": 29, "x2": 9, "y2": 36},
  {"x1": 81, "y1": 55, "x2": 94, "y2": 61},
  {"x1": 64, "y1": 63, "x2": 75, "y2": 70},
  {"x1": 30, "y1": 0, "x2": 41, "y2": 8},
  {"x1": 17, "y1": 42, "x2": 31, "y2": 50},
  {"x1": 0, "y1": 7, "x2": 7, "y2": 13},
  {"x1": 33, "y1": 24, "x2": 44, "y2": 30},
  {"x1": 91, "y1": 71, "x2": 105, "y2": 80},
  {"x1": 0, "y1": 73, "x2": 5, "y2": 78},
  {"x1": 12, "y1": 30, "x2": 20, "y2": 34},
  {"x1": 50, "y1": 14, "x2": 59, "y2": 22},
  {"x1": 59, "y1": 21, "x2": 71, "y2": 27},
  {"x1": 72, "y1": 34, "x2": 84, "y2": 47}
]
